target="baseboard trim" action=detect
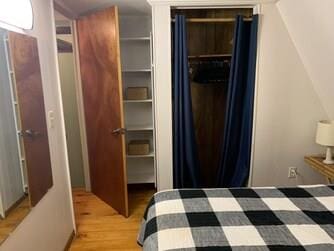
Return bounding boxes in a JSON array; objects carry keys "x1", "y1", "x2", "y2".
[{"x1": 64, "y1": 230, "x2": 75, "y2": 251}]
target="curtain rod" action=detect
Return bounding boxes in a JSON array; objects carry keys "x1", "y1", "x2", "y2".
[
  {"x1": 188, "y1": 53, "x2": 232, "y2": 59},
  {"x1": 171, "y1": 17, "x2": 252, "y2": 23},
  {"x1": 173, "y1": 6, "x2": 254, "y2": 10}
]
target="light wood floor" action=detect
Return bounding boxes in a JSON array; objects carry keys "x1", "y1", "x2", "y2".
[
  {"x1": 0, "y1": 196, "x2": 30, "y2": 244},
  {"x1": 70, "y1": 185, "x2": 155, "y2": 251}
]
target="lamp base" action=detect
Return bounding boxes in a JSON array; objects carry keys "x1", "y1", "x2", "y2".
[
  {"x1": 323, "y1": 147, "x2": 334, "y2": 165},
  {"x1": 323, "y1": 159, "x2": 334, "y2": 165}
]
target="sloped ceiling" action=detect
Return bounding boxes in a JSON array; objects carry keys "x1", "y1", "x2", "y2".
[{"x1": 277, "y1": 0, "x2": 334, "y2": 118}]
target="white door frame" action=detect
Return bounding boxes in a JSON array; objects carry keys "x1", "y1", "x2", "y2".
[{"x1": 148, "y1": 0, "x2": 277, "y2": 191}]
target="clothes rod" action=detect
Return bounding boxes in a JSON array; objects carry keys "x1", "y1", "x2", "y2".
[
  {"x1": 188, "y1": 54, "x2": 232, "y2": 59},
  {"x1": 171, "y1": 17, "x2": 252, "y2": 23}
]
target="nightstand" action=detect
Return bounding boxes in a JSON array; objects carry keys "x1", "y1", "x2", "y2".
[{"x1": 304, "y1": 155, "x2": 334, "y2": 184}]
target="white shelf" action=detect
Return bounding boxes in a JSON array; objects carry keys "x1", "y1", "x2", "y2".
[
  {"x1": 128, "y1": 174, "x2": 155, "y2": 184},
  {"x1": 127, "y1": 157, "x2": 155, "y2": 184},
  {"x1": 122, "y1": 69, "x2": 151, "y2": 73},
  {"x1": 120, "y1": 37, "x2": 150, "y2": 41},
  {"x1": 126, "y1": 151, "x2": 155, "y2": 158},
  {"x1": 124, "y1": 99, "x2": 152, "y2": 103},
  {"x1": 126, "y1": 124, "x2": 153, "y2": 131},
  {"x1": 124, "y1": 103, "x2": 152, "y2": 127}
]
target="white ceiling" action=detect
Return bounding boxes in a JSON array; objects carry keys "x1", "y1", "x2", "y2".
[{"x1": 55, "y1": 0, "x2": 151, "y2": 17}]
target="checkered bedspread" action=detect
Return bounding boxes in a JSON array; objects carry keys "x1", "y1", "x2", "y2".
[{"x1": 138, "y1": 185, "x2": 334, "y2": 250}]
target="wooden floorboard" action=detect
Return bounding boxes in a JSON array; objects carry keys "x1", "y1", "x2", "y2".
[
  {"x1": 70, "y1": 185, "x2": 155, "y2": 251},
  {"x1": 0, "y1": 196, "x2": 30, "y2": 244}
]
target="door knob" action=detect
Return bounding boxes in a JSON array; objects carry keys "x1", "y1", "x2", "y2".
[
  {"x1": 111, "y1": 128, "x2": 126, "y2": 135},
  {"x1": 23, "y1": 129, "x2": 41, "y2": 138}
]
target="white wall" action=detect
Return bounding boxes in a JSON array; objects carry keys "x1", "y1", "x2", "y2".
[
  {"x1": 251, "y1": 3, "x2": 327, "y2": 186},
  {"x1": 277, "y1": 0, "x2": 334, "y2": 119},
  {"x1": 150, "y1": 0, "x2": 329, "y2": 190},
  {"x1": 58, "y1": 51, "x2": 85, "y2": 188},
  {"x1": 0, "y1": 0, "x2": 75, "y2": 250}
]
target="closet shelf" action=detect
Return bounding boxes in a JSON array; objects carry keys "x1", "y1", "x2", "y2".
[
  {"x1": 127, "y1": 173, "x2": 155, "y2": 184},
  {"x1": 126, "y1": 124, "x2": 154, "y2": 131},
  {"x1": 122, "y1": 69, "x2": 151, "y2": 73},
  {"x1": 123, "y1": 99, "x2": 152, "y2": 103},
  {"x1": 120, "y1": 37, "x2": 150, "y2": 41},
  {"x1": 188, "y1": 54, "x2": 232, "y2": 59},
  {"x1": 126, "y1": 151, "x2": 155, "y2": 158}
]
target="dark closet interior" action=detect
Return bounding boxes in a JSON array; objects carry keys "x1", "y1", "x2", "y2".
[{"x1": 172, "y1": 8, "x2": 253, "y2": 187}]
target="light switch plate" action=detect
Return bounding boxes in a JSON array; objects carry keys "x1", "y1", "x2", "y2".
[{"x1": 48, "y1": 110, "x2": 55, "y2": 129}]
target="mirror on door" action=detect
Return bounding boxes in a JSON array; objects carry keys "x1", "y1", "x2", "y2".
[{"x1": 0, "y1": 28, "x2": 53, "y2": 244}]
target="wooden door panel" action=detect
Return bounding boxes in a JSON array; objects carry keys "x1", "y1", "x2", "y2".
[
  {"x1": 77, "y1": 7, "x2": 128, "y2": 216},
  {"x1": 8, "y1": 32, "x2": 53, "y2": 207}
]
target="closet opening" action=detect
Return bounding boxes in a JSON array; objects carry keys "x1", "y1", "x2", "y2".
[
  {"x1": 171, "y1": 8, "x2": 257, "y2": 188},
  {"x1": 54, "y1": 7, "x2": 156, "y2": 220}
]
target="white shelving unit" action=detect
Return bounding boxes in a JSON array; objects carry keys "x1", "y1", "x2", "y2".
[
  {"x1": 3, "y1": 36, "x2": 28, "y2": 193},
  {"x1": 120, "y1": 16, "x2": 156, "y2": 185}
]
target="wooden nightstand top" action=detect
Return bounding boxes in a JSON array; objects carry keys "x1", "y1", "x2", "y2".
[{"x1": 304, "y1": 155, "x2": 334, "y2": 180}]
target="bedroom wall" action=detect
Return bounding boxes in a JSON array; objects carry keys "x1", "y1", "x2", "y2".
[
  {"x1": 277, "y1": 0, "x2": 334, "y2": 119},
  {"x1": 58, "y1": 51, "x2": 85, "y2": 188},
  {"x1": 251, "y1": 3, "x2": 327, "y2": 187},
  {"x1": 149, "y1": 0, "x2": 329, "y2": 190},
  {"x1": 0, "y1": 0, "x2": 75, "y2": 250}
]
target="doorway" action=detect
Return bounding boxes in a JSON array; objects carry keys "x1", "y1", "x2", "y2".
[
  {"x1": 171, "y1": 8, "x2": 258, "y2": 188},
  {"x1": 54, "y1": 7, "x2": 156, "y2": 222}
]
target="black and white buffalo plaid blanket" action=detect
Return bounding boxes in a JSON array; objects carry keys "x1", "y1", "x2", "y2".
[{"x1": 138, "y1": 185, "x2": 334, "y2": 250}]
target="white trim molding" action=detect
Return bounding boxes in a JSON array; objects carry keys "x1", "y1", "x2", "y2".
[
  {"x1": 149, "y1": 0, "x2": 268, "y2": 190},
  {"x1": 151, "y1": 4, "x2": 173, "y2": 191},
  {"x1": 148, "y1": 0, "x2": 278, "y2": 6},
  {"x1": 248, "y1": 4, "x2": 262, "y2": 187}
]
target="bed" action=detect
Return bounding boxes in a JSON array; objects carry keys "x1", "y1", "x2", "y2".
[{"x1": 138, "y1": 185, "x2": 334, "y2": 250}]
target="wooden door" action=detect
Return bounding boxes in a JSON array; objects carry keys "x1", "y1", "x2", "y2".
[
  {"x1": 8, "y1": 32, "x2": 53, "y2": 207},
  {"x1": 76, "y1": 6, "x2": 128, "y2": 217}
]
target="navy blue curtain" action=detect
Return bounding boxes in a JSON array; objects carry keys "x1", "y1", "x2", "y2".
[
  {"x1": 173, "y1": 15, "x2": 200, "y2": 188},
  {"x1": 216, "y1": 15, "x2": 259, "y2": 187}
]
